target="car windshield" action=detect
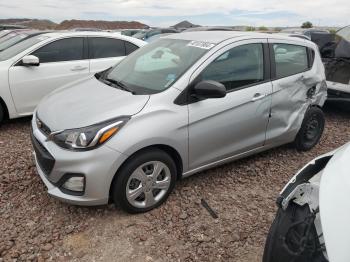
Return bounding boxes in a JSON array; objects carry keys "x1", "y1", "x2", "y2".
[
  {"x1": 0, "y1": 30, "x2": 10, "y2": 38},
  {"x1": 0, "y1": 34, "x2": 28, "y2": 51},
  {"x1": 133, "y1": 31, "x2": 148, "y2": 39},
  {"x1": 102, "y1": 38, "x2": 214, "y2": 94},
  {"x1": 0, "y1": 33, "x2": 18, "y2": 44},
  {"x1": 337, "y1": 26, "x2": 350, "y2": 42},
  {"x1": 0, "y1": 35, "x2": 49, "y2": 61}
]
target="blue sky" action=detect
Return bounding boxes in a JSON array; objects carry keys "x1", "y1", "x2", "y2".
[{"x1": 0, "y1": 0, "x2": 349, "y2": 27}]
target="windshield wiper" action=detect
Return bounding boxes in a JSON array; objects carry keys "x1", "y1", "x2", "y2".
[
  {"x1": 101, "y1": 78, "x2": 136, "y2": 94},
  {"x1": 95, "y1": 67, "x2": 112, "y2": 79}
]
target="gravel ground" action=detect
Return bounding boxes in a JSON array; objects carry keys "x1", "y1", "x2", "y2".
[{"x1": 0, "y1": 105, "x2": 349, "y2": 262}]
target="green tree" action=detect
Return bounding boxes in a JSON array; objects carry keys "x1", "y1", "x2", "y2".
[
  {"x1": 246, "y1": 26, "x2": 256, "y2": 31},
  {"x1": 258, "y1": 26, "x2": 268, "y2": 31},
  {"x1": 301, "y1": 21, "x2": 313, "y2": 28}
]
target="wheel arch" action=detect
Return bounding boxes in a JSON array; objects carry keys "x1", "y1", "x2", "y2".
[
  {"x1": 0, "y1": 96, "x2": 9, "y2": 120},
  {"x1": 109, "y1": 144, "x2": 184, "y2": 199}
]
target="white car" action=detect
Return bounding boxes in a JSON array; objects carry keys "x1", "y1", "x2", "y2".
[
  {"x1": 0, "y1": 31, "x2": 146, "y2": 123},
  {"x1": 264, "y1": 143, "x2": 350, "y2": 262}
]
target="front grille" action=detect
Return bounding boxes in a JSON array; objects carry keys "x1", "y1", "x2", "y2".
[{"x1": 31, "y1": 131, "x2": 55, "y2": 176}]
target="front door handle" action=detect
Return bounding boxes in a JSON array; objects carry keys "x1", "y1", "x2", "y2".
[
  {"x1": 70, "y1": 66, "x2": 88, "y2": 71},
  {"x1": 251, "y1": 93, "x2": 267, "y2": 102}
]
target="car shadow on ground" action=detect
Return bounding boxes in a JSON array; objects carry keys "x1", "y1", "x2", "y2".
[
  {"x1": 0, "y1": 115, "x2": 32, "y2": 127},
  {"x1": 324, "y1": 102, "x2": 350, "y2": 117}
]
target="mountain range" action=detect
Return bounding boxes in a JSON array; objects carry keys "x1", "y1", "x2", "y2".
[{"x1": 0, "y1": 18, "x2": 148, "y2": 30}]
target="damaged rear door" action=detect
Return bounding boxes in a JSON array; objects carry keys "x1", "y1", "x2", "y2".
[{"x1": 265, "y1": 39, "x2": 324, "y2": 145}]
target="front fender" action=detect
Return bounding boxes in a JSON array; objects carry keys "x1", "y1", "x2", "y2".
[{"x1": 105, "y1": 104, "x2": 189, "y2": 173}]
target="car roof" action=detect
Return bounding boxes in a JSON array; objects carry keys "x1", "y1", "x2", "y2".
[
  {"x1": 35, "y1": 31, "x2": 147, "y2": 46},
  {"x1": 164, "y1": 31, "x2": 307, "y2": 44},
  {"x1": 41, "y1": 31, "x2": 131, "y2": 37},
  {"x1": 184, "y1": 26, "x2": 234, "y2": 32}
]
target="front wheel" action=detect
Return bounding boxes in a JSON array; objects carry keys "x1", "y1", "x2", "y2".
[
  {"x1": 294, "y1": 107, "x2": 325, "y2": 151},
  {"x1": 112, "y1": 149, "x2": 177, "y2": 213}
]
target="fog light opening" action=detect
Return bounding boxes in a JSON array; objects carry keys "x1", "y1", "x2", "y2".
[{"x1": 62, "y1": 176, "x2": 85, "y2": 192}]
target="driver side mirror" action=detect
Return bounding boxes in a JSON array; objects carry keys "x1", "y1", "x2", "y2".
[
  {"x1": 21, "y1": 55, "x2": 40, "y2": 66},
  {"x1": 192, "y1": 80, "x2": 226, "y2": 99}
]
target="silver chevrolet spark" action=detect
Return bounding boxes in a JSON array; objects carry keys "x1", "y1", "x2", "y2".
[{"x1": 31, "y1": 32, "x2": 327, "y2": 213}]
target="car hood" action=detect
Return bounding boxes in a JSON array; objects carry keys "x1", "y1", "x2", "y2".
[{"x1": 36, "y1": 76, "x2": 150, "y2": 131}]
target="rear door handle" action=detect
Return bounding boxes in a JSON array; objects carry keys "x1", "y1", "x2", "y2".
[
  {"x1": 70, "y1": 66, "x2": 88, "y2": 71},
  {"x1": 251, "y1": 93, "x2": 267, "y2": 102}
]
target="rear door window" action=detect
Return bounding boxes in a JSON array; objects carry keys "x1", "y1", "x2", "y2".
[
  {"x1": 273, "y1": 43, "x2": 309, "y2": 78},
  {"x1": 31, "y1": 37, "x2": 84, "y2": 63},
  {"x1": 89, "y1": 37, "x2": 126, "y2": 59}
]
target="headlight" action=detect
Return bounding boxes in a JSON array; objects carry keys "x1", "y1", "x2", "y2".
[{"x1": 52, "y1": 116, "x2": 130, "y2": 151}]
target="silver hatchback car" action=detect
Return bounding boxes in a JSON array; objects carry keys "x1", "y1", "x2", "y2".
[{"x1": 31, "y1": 32, "x2": 327, "y2": 213}]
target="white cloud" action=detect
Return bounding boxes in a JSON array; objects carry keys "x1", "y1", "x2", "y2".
[{"x1": 0, "y1": 0, "x2": 349, "y2": 26}]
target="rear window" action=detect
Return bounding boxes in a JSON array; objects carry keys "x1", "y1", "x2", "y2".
[
  {"x1": 89, "y1": 37, "x2": 125, "y2": 59},
  {"x1": 273, "y1": 44, "x2": 309, "y2": 78}
]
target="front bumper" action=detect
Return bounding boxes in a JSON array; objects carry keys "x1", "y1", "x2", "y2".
[
  {"x1": 31, "y1": 116, "x2": 128, "y2": 206},
  {"x1": 326, "y1": 81, "x2": 350, "y2": 104}
]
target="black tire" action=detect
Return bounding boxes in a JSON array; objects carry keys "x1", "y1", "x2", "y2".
[
  {"x1": 294, "y1": 107, "x2": 325, "y2": 151},
  {"x1": 112, "y1": 148, "x2": 177, "y2": 213},
  {"x1": 263, "y1": 203, "x2": 327, "y2": 262}
]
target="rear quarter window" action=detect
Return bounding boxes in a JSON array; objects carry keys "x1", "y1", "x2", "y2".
[
  {"x1": 273, "y1": 43, "x2": 309, "y2": 78},
  {"x1": 125, "y1": 42, "x2": 139, "y2": 55}
]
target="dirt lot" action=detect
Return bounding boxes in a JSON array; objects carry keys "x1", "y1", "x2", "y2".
[{"x1": 0, "y1": 105, "x2": 349, "y2": 262}]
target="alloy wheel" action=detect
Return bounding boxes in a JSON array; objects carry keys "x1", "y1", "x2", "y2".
[{"x1": 126, "y1": 161, "x2": 171, "y2": 208}]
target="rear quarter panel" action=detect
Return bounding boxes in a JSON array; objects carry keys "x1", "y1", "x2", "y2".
[{"x1": 265, "y1": 38, "x2": 326, "y2": 145}]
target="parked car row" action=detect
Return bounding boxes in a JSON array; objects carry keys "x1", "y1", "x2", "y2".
[{"x1": 1, "y1": 25, "x2": 348, "y2": 260}]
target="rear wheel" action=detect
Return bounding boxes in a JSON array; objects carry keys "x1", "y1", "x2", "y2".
[
  {"x1": 294, "y1": 107, "x2": 325, "y2": 151},
  {"x1": 112, "y1": 149, "x2": 177, "y2": 213}
]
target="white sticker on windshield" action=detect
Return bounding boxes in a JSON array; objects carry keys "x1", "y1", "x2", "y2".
[{"x1": 187, "y1": 41, "x2": 215, "y2": 49}]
